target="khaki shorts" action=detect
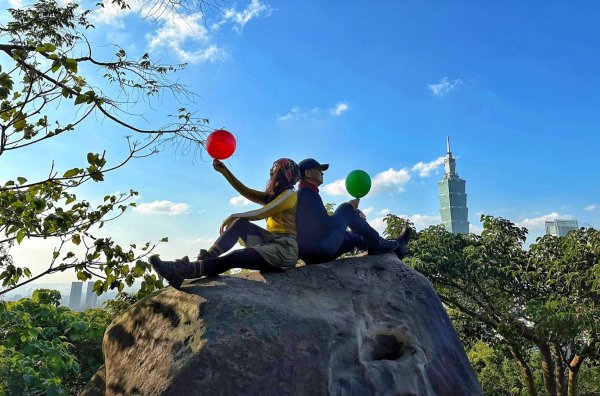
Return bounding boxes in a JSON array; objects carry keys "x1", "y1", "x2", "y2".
[{"x1": 245, "y1": 230, "x2": 298, "y2": 268}]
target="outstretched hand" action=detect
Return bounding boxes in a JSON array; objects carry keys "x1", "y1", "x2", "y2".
[
  {"x1": 213, "y1": 159, "x2": 228, "y2": 174},
  {"x1": 348, "y1": 198, "x2": 360, "y2": 210}
]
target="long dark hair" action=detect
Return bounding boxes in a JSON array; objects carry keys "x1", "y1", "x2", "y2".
[{"x1": 264, "y1": 158, "x2": 300, "y2": 203}]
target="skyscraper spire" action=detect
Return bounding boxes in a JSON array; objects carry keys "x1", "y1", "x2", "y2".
[{"x1": 444, "y1": 136, "x2": 456, "y2": 177}]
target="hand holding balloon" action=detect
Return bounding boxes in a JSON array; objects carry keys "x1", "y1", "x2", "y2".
[
  {"x1": 213, "y1": 159, "x2": 227, "y2": 174},
  {"x1": 345, "y1": 170, "x2": 371, "y2": 199},
  {"x1": 348, "y1": 198, "x2": 360, "y2": 210},
  {"x1": 206, "y1": 129, "x2": 236, "y2": 160}
]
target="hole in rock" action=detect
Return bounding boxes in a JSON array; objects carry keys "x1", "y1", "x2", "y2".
[{"x1": 370, "y1": 334, "x2": 404, "y2": 361}]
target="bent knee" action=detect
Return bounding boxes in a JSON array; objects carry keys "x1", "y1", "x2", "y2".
[
  {"x1": 335, "y1": 202, "x2": 355, "y2": 213},
  {"x1": 230, "y1": 218, "x2": 250, "y2": 227}
]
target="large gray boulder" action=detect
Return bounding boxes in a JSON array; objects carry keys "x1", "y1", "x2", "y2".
[{"x1": 84, "y1": 254, "x2": 481, "y2": 395}]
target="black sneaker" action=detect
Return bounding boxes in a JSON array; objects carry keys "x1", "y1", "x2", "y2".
[
  {"x1": 368, "y1": 239, "x2": 399, "y2": 255},
  {"x1": 394, "y1": 227, "x2": 411, "y2": 259},
  {"x1": 196, "y1": 249, "x2": 217, "y2": 261}
]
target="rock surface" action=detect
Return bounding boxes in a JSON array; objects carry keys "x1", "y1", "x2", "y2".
[{"x1": 83, "y1": 254, "x2": 481, "y2": 396}]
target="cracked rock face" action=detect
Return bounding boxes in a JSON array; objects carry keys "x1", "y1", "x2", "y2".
[{"x1": 83, "y1": 254, "x2": 481, "y2": 396}]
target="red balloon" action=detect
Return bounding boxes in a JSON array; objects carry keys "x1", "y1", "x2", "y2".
[{"x1": 206, "y1": 129, "x2": 236, "y2": 160}]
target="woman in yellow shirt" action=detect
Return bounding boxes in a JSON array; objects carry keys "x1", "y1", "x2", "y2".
[{"x1": 150, "y1": 158, "x2": 300, "y2": 289}]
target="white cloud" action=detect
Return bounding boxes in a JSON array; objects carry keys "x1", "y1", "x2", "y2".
[
  {"x1": 367, "y1": 213, "x2": 440, "y2": 234},
  {"x1": 8, "y1": 0, "x2": 24, "y2": 8},
  {"x1": 322, "y1": 167, "x2": 411, "y2": 197},
  {"x1": 145, "y1": 10, "x2": 226, "y2": 63},
  {"x1": 278, "y1": 101, "x2": 349, "y2": 121},
  {"x1": 411, "y1": 156, "x2": 445, "y2": 177},
  {"x1": 584, "y1": 204, "x2": 598, "y2": 212},
  {"x1": 516, "y1": 212, "x2": 571, "y2": 231},
  {"x1": 229, "y1": 195, "x2": 253, "y2": 206},
  {"x1": 378, "y1": 208, "x2": 390, "y2": 216},
  {"x1": 93, "y1": 0, "x2": 269, "y2": 63},
  {"x1": 469, "y1": 223, "x2": 483, "y2": 235},
  {"x1": 133, "y1": 200, "x2": 190, "y2": 215},
  {"x1": 277, "y1": 106, "x2": 319, "y2": 121},
  {"x1": 330, "y1": 102, "x2": 349, "y2": 116},
  {"x1": 218, "y1": 0, "x2": 272, "y2": 31},
  {"x1": 322, "y1": 178, "x2": 347, "y2": 196},
  {"x1": 404, "y1": 214, "x2": 441, "y2": 230},
  {"x1": 361, "y1": 207, "x2": 374, "y2": 216},
  {"x1": 368, "y1": 216, "x2": 388, "y2": 234},
  {"x1": 428, "y1": 77, "x2": 463, "y2": 96},
  {"x1": 93, "y1": 0, "x2": 137, "y2": 27},
  {"x1": 371, "y1": 168, "x2": 411, "y2": 194}
]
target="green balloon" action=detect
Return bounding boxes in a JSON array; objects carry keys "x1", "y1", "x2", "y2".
[{"x1": 345, "y1": 170, "x2": 371, "y2": 198}]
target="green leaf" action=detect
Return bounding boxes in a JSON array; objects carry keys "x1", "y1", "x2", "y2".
[
  {"x1": 51, "y1": 60, "x2": 60, "y2": 73},
  {"x1": 74, "y1": 94, "x2": 87, "y2": 105},
  {"x1": 35, "y1": 43, "x2": 57, "y2": 53},
  {"x1": 16, "y1": 229, "x2": 26, "y2": 244},
  {"x1": 160, "y1": 237, "x2": 169, "y2": 243},
  {"x1": 72, "y1": 234, "x2": 81, "y2": 245},
  {"x1": 92, "y1": 280, "x2": 103, "y2": 293},
  {"x1": 90, "y1": 171, "x2": 104, "y2": 182},
  {"x1": 63, "y1": 168, "x2": 81, "y2": 178},
  {"x1": 64, "y1": 58, "x2": 78, "y2": 73},
  {"x1": 23, "y1": 373, "x2": 33, "y2": 385},
  {"x1": 17, "y1": 176, "x2": 27, "y2": 184},
  {"x1": 13, "y1": 118, "x2": 27, "y2": 131}
]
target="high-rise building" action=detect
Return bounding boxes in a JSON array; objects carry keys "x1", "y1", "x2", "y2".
[
  {"x1": 545, "y1": 219, "x2": 579, "y2": 237},
  {"x1": 438, "y1": 137, "x2": 469, "y2": 234},
  {"x1": 84, "y1": 282, "x2": 98, "y2": 309},
  {"x1": 68, "y1": 281, "x2": 83, "y2": 311}
]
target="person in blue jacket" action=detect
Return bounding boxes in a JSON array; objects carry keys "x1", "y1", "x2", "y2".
[{"x1": 296, "y1": 158, "x2": 409, "y2": 264}]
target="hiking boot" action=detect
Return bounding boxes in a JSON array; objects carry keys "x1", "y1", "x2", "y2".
[
  {"x1": 196, "y1": 249, "x2": 218, "y2": 261},
  {"x1": 394, "y1": 227, "x2": 411, "y2": 260},
  {"x1": 149, "y1": 255, "x2": 200, "y2": 290},
  {"x1": 368, "y1": 238, "x2": 399, "y2": 255}
]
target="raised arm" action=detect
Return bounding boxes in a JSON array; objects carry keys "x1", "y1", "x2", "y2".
[{"x1": 213, "y1": 159, "x2": 268, "y2": 205}]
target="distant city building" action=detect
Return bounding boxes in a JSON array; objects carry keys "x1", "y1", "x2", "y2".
[
  {"x1": 84, "y1": 282, "x2": 98, "y2": 309},
  {"x1": 438, "y1": 137, "x2": 469, "y2": 234},
  {"x1": 68, "y1": 281, "x2": 83, "y2": 311},
  {"x1": 545, "y1": 219, "x2": 579, "y2": 237}
]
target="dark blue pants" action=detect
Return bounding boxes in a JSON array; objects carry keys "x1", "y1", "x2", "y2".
[{"x1": 303, "y1": 203, "x2": 380, "y2": 264}]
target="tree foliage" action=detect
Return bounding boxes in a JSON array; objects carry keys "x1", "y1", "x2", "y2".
[
  {"x1": 0, "y1": 289, "x2": 112, "y2": 395},
  {"x1": 397, "y1": 215, "x2": 600, "y2": 396},
  {"x1": 0, "y1": 0, "x2": 210, "y2": 296}
]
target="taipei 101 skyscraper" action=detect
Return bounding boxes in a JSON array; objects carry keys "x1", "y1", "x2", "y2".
[{"x1": 438, "y1": 137, "x2": 469, "y2": 234}]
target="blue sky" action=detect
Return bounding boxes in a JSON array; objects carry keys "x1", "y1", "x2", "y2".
[{"x1": 2, "y1": 0, "x2": 600, "y2": 283}]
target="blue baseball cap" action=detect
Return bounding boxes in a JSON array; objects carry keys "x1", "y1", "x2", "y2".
[{"x1": 298, "y1": 158, "x2": 329, "y2": 176}]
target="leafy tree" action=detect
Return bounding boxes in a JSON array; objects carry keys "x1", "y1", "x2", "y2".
[
  {"x1": 0, "y1": 0, "x2": 211, "y2": 296},
  {"x1": 382, "y1": 213, "x2": 417, "y2": 241},
  {"x1": 0, "y1": 289, "x2": 112, "y2": 394},
  {"x1": 467, "y1": 340, "x2": 542, "y2": 396},
  {"x1": 398, "y1": 215, "x2": 600, "y2": 396}
]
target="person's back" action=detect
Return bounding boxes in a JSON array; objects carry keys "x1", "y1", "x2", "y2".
[{"x1": 296, "y1": 186, "x2": 330, "y2": 259}]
